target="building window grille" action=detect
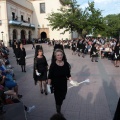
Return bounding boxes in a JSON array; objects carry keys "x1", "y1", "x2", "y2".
[{"x1": 40, "y1": 3, "x2": 45, "y2": 13}]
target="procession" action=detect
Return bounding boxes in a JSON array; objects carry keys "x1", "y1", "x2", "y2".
[{"x1": 0, "y1": 0, "x2": 120, "y2": 120}]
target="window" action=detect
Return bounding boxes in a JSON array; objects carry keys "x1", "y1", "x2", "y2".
[
  {"x1": 40, "y1": 3, "x2": 45, "y2": 13},
  {"x1": 28, "y1": 18, "x2": 30, "y2": 23},
  {"x1": 21, "y1": 15, "x2": 23, "y2": 21},
  {"x1": 12, "y1": 12, "x2": 15, "y2": 20}
]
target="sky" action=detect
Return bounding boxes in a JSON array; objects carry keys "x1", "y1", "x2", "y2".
[{"x1": 77, "y1": 0, "x2": 120, "y2": 16}]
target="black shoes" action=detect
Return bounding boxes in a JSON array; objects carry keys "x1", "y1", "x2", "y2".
[
  {"x1": 91, "y1": 60, "x2": 98, "y2": 62},
  {"x1": 22, "y1": 70, "x2": 26, "y2": 72},
  {"x1": 41, "y1": 89, "x2": 43, "y2": 94},
  {"x1": 44, "y1": 90, "x2": 48, "y2": 95},
  {"x1": 41, "y1": 89, "x2": 48, "y2": 95}
]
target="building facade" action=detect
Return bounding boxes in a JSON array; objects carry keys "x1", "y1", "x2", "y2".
[{"x1": 0, "y1": 0, "x2": 71, "y2": 46}]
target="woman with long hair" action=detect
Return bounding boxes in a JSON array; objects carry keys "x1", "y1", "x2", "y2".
[{"x1": 34, "y1": 48, "x2": 48, "y2": 95}]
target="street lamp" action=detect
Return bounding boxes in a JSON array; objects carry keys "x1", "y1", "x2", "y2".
[
  {"x1": 38, "y1": 25, "x2": 40, "y2": 39},
  {"x1": 1, "y1": 31, "x2": 4, "y2": 42}
]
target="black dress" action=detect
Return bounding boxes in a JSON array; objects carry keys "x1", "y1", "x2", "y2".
[
  {"x1": 90, "y1": 45, "x2": 98, "y2": 57},
  {"x1": 15, "y1": 48, "x2": 20, "y2": 58},
  {"x1": 72, "y1": 43, "x2": 76, "y2": 52},
  {"x1": 35, "y1": 56, "x2": 48, "y2": 81},
  {"x1": 48, "y1": 62, "x2": 71, "y2": 106},
  {"x1": 19, "y1": 48, "x2": 26, "y2": 65},
  {"x1": 114, "y1": 46, "x2": 120, "y2": 60}
]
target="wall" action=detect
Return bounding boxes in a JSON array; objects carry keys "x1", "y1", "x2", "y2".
[
  {"x1": 6, "y1": 0, "x2": 34, "y2": 42},
  {"x1": 31, "y1": 0, "x2": 71, "y2": 40},
  {"x1": 7, "y1": 0, "x2": 33, "y2": 23},
  {"x1": 0, "y1": 0, "x2": 9, "y2": 46}
]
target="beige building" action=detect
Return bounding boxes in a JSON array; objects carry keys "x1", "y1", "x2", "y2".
[{"x1": 0, "y1": 0, "x2": 71, "y2": 46}]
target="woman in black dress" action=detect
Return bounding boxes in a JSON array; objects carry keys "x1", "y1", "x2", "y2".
[
  {"x1": 34, "y1": 49, "x2": 48, "y2": 95},
  {"x1": 18, "y1": 43, "x2": 26, "y2": 72},
  {"x1": 114, "y1": 42, "x2": 120, "y2": 67},
  {"x1": 90, "y1": 43, "x2": 98, "y2": 62},
  {"x1": 72, "y1": 41, "x2": 76, "y2": 55},
  {"x1": 48, "y1": 49, "x2": 74, "y2": 114}
]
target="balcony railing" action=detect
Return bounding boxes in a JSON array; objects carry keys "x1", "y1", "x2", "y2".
[{"x1": 9, "y1": 20, "x2": 35, "y2": 28}]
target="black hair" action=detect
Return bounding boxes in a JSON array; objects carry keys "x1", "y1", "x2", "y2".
[{"x1": 34, "y1": 45, "x2": 43, "y2": 58}]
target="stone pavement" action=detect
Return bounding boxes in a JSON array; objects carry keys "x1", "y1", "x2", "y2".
[{"x1": 9, "y1": 44, "x2": 120, "y2": 120}]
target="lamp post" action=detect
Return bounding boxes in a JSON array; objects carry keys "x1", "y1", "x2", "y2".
[
  {"x1": 38, "y1": 25, "x2": 40, "y2": 39},
  {"x1": 1, "y1": 31, "x2": 4, "y2": 42}
]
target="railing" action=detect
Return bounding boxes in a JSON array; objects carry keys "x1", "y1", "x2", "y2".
[{"x1": 9, "y1": 20, "x2": 35, "y2": 28}]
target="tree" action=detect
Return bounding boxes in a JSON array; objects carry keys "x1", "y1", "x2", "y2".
[
  {"x1": 47, "y1": 0, "x2": 104, "y2": 38},
  {"x1": 104, "y1": 14, "x2": 120, "y2": 38}
]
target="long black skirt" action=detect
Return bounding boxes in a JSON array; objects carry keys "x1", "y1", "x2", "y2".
[{"x1": 53, "y1": 84, "x2": 67, "y2": 106}]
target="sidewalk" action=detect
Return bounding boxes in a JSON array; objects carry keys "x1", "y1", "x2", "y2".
[{"x1": 9, "y1": 44, "x2": 120, "y2": 120}]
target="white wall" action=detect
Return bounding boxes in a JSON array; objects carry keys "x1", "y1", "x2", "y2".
[
  {"x1": 31, "y1": 0, "x2": 71, "y2": 40},
  {"x1": 72, "y1": 31, "x2": 79, "y2": 39},
  {"x1": 0, "y1": 1, "x2": 9, "y2": 46},
  {"x1": 12, "y1": 0, "x2": 33, "y2": 11}
]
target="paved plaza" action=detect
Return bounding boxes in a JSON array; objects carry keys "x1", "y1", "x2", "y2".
[{"x1": 9, "y1": 44, "x2": 120, "y2": 120}]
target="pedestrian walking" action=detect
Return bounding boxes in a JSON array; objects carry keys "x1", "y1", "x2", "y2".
[
  {"x1": 90, "y1": 42, "x2": 99, "y2": 62},
  {"x1": 34, "y1": 47, "x2": 48, "y2": 95},
  {"x1": 32, "y1": 38, "x2": 35, "y2": 49},
  {"x1": 48, "y1": 49, "x2": 77, "y2": 114},
  {"x1": 18, "y1": 43, "x2": 26, "y2": 72},
  {"x1": 114, "y1": 42, "x2": 120, "y2": 67}
]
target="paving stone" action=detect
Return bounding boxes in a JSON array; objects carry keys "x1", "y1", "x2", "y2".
[{"x1": 7, "y1": 44, "x2": 120, "y2": 120}]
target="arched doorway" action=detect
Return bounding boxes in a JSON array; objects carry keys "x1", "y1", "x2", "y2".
[
  {"x1": 21, "y1": 30, "x2": 26, "y2": 44},
  {"x1": 21, "y1": 30, "x2": 26, "y2": 39},
  {"x1": 13, "y1": 29, "x2": 17, "y2": 40},
  {"x1": 41, "y1": 32, "x2": 47, "y2": 40}
]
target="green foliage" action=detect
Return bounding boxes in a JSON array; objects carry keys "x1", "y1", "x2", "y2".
[
  {"x1": 104, "y1": 14, "x2": 120, "y2": 38},
  {"x1": 47, "y1": 0, "x2": 104, "y2": 37}
]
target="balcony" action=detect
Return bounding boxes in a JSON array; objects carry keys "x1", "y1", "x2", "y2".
[{"x1": 9, "y1": 20, "x2": 35, "y2": 29}]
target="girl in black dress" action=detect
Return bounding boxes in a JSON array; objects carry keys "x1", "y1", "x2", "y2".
[
  {"x1": 35, "y1": 49, "x2": 48, "y2": 95},
  {"x1": 48, "y1": 49, "x2": 74, "y2": 114},
  {"x1": 114, "y1": 42, "x2": 120, "y2": 67},
  {"x1": 18, "y1": 43, "x2": 26, "y2": 72}
]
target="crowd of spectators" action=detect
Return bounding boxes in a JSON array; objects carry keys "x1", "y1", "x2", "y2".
[{"x1": 47, "y1": 37, "x2": 120, "y2": 66}]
